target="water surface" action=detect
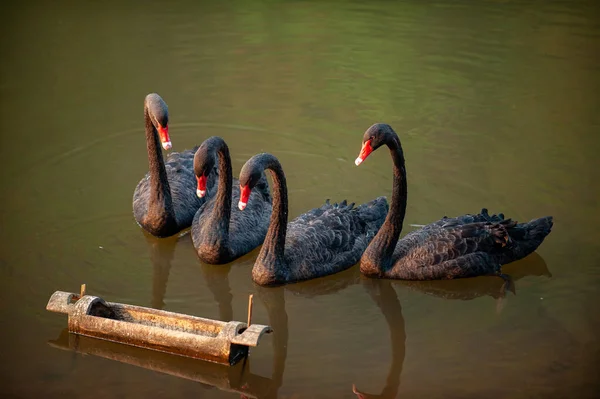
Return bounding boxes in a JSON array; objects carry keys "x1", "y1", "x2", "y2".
[{"x1": 1, "y1": 1, "x2": 599, "y2": 398}]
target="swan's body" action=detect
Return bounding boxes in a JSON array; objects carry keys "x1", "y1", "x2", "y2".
[
  {"x1": 238, "y1": 153, "x2": 388, "y2": 286},
  {"x1": 355, "y1": 123, "x2": 553, "y2": 281},
  {"x1": 133, "y1": 93, "x2": 217, "y2": 237},
  {"x1": 191, "y1": 137, "x2": 272, "y2": 264}
]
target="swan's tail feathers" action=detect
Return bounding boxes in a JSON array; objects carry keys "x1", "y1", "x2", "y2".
[
  {"x1": 523, "y1": 216, "x2": 554, "y2": 242},
  {"x1": 502, "y1": 216, "x2": 553, "y2": 263},
  {"x1": 508, "y1": 216, "x2": 553, "y2": 241},
  {"x1": 357, "y1": 196, "x2": 389, "y2": 233}
]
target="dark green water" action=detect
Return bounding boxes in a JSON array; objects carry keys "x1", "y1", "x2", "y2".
[{"x1": 1, "y1": 1, "x2": 599, "y2": 398}]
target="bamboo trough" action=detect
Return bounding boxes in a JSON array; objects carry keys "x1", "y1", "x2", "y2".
[{"x1": 46, "y1": 287, "x2": 272, "y2": 366}]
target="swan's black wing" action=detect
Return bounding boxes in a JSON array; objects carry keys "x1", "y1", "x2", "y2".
[
  {"x1": 283, "y1": 197, "x2": 388, "y2": 283},
  {"x1": 387, "y1": 219, "x2": 513, "y2": 280},
  {"x1": 385, "y1": 206, "x2": 553, "y2": 281},
  {"x1": 420, "y1": 208, "x2": 505, "y2": 231}
]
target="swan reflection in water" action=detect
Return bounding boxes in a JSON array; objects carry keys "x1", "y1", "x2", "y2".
[
  {"x1": 144, "y1": 231, "x2": 178, "y2": 310},
  {"x1": 248, "y1": 265, "x2": 363, "y2": 398},
  {"x1": 146, "y1": 233, "x2": 286, "y2": 397},
  {"x1": 351, "y1": 251, "x2": 551, "y2": 398},
  {"x1": 397, "y1": 251, "x2": 551, "y2": 314},
  {"x1": 352, "y1": 278, "x2": 406, "y2": 399},
  {"x1": 49, "y1": 235, "x2": 277, "y2": 398},
  {"x1": 141, "y1": 233, "x2": 550, "y2": 398},
  {"x1": 145, "y1": 230, "x2": 236, "y2": 320}
]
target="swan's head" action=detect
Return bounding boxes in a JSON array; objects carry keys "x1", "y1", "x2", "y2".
[
  {"x1": 193, "y1": 139, "x2": 220, "y2": 198},
  {"x1": 238, "y1": 156, "x2": 265, "y2": 211},
  {"x1": 145, "y1": 93, "x2": 171, "y2": 150},
  {"x1": 355, "y1": 123, "x2": 397, "y2": 166}
]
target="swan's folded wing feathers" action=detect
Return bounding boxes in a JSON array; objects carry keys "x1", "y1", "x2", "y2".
[
  {"x1": 395, "y1": 222, "x2": 509, "y2": 269},
  {"x1": 275, "y1": 197, "x2": 387, "y2": 283},
  {"x1": 285, "y1": 203, "x2": 359, "y2": 265},
  {"x1": 291, "y1": 200, "x2": 331, "y2": 225},
  {"x1": 421, "y1": 208, "x2": 506, "y2": 231}
]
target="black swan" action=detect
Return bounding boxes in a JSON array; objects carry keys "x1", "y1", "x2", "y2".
[
  {"x1": 133, "y1": 93, "x2": 217, "y2": 237},
  {"x1": 354, "y1": 123, "x2": 553, "y2": 283},
  {"x1": 237, "y1": 153, "x2": 389, "y2": 286},
  {"x1": 191, "y1": 136, "x2": 272, "y2": 264}
]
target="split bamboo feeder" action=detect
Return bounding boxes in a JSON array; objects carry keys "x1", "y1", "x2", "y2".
[{"x1": 46, "y1": 286, "x2": 272, "y2": 366}]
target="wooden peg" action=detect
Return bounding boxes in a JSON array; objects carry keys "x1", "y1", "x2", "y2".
[
  {"x1": 247, "y1": 294, "x2": 254, "y2": 327},
  {"x1": 80, "y1": 283, "x2": 86, "y2": 298}
]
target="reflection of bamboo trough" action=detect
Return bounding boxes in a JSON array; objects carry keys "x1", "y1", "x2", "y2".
[
  {"x1": 46, "y1": 288, "x2": 272, "y2": 366},
  {"x1": 48, "y1": 329, "x2": 273, "y2": 398}
]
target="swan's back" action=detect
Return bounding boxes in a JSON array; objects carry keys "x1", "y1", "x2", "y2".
[
  {"x1": 282, "y1": 196, "x2": 388, "y2": 282},
  {"x1": 385, "y1": 209, "x2": 553, "y2": 280},
  {"x1": 419, "y1": 208, "x2": 506, "y2": 230}
]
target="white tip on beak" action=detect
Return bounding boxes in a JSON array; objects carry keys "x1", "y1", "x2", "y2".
[
  {"x1": 238, "y1": 201, "x2": 247, "y2": 211},
  {"x1": 197, "y1": 189, "x2": 206, "y2": 198},
  {"x1": 355, "y1": 157, "x2": 363, "y2": 166},
  {"x1": 162, "y1": 141, "x2": 172, "y2": 150}
]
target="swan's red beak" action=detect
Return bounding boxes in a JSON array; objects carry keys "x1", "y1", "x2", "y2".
[
  {"x1": 238, "y1": 185, "x2": 251, "y2": 211},
  {"x1": 196, "y1": 175, "x2": 207, "y2": 198},
  {"x1": 355, "y1": 139, "x2": 373, "y2": 166},
  {"x1": 157, "y1": 125, "x2": 172, "y2": 150}
]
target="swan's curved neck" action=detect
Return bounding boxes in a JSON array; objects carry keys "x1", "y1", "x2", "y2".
[
  {"x1": 363, "y1": 134, "x2": 407, "y2": 272},
  {"x1": 209, "y1": 139, "x2": 233, "y2": 237},
  {"x1": 255, "y1": 155, "x2": 289, "y2": 281},
  {"x1": 145, "y1": 108, "x2": 175, "y2": 221}
]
